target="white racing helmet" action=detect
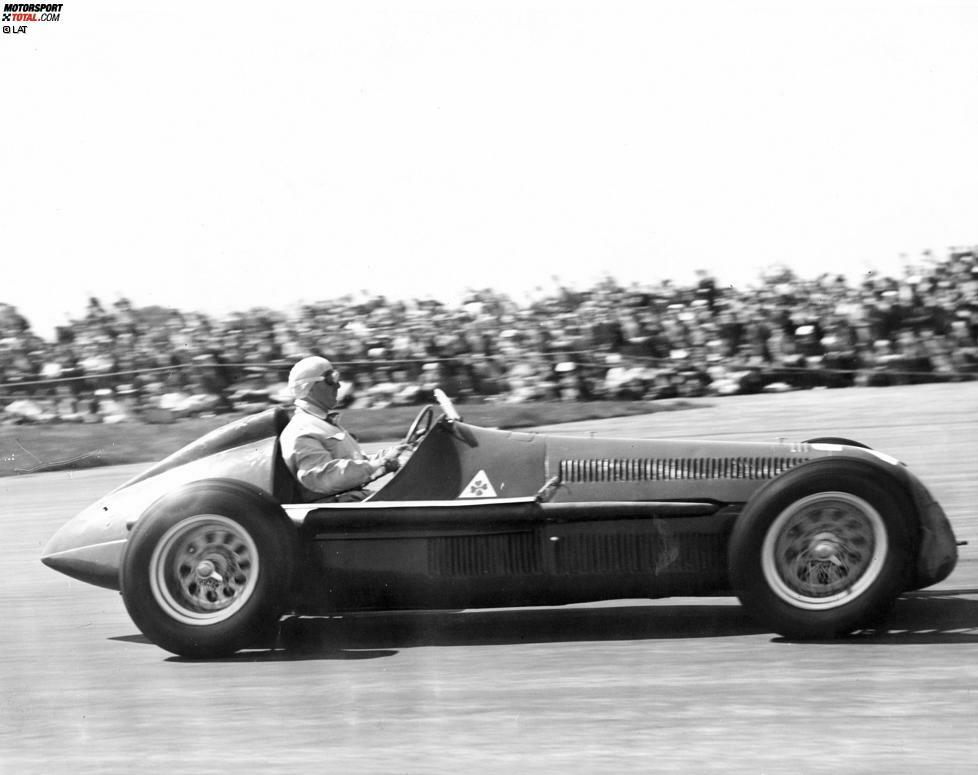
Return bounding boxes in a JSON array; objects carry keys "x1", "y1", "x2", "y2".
[{"x1": 288, "y1": 356, "x2": 334, "y2": 401}]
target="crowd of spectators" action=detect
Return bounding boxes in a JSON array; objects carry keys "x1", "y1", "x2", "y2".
[{"x1": 2, "y1": 246, "x2": 977, "y2": 424}]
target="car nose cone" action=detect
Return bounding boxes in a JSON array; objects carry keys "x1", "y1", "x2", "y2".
[{"x1": 41, "y1": 500, "x2": 129, "y2": 590}]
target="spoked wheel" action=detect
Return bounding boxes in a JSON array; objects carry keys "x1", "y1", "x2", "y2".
[
  {"x1": 761, "y1": 492, "x2": 887, "y2": 610},
  {"x1": 729, "y1": 460, "x2": 912, "y2": 639},
  {"x1": 121, "y1": 481, "x2": 295, "y2": 658},
  {"x1": 150, "y1": 514, "x2": 261, "y2": 626}
]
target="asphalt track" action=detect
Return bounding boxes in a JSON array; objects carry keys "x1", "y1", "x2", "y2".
[{"x1": 2, "y1": 383, "x2": 977, "y2": 774}]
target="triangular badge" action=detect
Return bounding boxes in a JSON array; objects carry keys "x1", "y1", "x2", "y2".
[{"x1": 459, "y1": 470, "x2": 497, "y2": 498}]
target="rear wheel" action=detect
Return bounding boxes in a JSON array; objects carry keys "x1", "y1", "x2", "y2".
[
  {"x1": 729, "y1": 461, "x2": 911, "y2": 638},
  {"x1": 120, "y1": 482, "x2": 295, "y2": 657}
]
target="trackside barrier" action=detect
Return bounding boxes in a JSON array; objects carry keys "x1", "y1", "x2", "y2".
[{"x1": 1, "y1": 353, "x2": 976, "y2": 400}]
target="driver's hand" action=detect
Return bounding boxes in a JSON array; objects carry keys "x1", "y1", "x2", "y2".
[{"x1": 380, "y1": 445, "x2": 405, "y2": 473}]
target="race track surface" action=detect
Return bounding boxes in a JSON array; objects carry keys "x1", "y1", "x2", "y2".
[{"x1": 2, "y1": 383, "x2": 977, "y2": 773}]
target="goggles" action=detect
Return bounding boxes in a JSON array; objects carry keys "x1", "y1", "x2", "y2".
[{"x1": 318, "y1": 370, "x2": 340, "y2": 387}]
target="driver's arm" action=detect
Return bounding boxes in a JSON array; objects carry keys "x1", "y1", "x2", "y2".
[{"x1": 288, "y1": 435, "x2": 379, "y2": 495}]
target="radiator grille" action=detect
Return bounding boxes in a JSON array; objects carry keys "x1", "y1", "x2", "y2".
[
  {"x1": 559, "y1": 456, "x2": 808, "y2": 483},
  {"x1": 428, "y1": 532, "x2": 541, "y2": 576}
]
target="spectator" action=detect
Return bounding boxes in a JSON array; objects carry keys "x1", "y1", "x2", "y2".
[{"x1": 2, "y1": 246, "x2": 977, "y2": 422}]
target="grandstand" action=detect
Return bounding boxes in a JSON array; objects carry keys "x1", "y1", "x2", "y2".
[{"x1": 2, "y1": 247, "x2": 976, "y2": 424}]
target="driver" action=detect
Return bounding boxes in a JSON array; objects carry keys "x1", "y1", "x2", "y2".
[{"x1": 280, "y1": 356, "x2": 407, "y2": 502}]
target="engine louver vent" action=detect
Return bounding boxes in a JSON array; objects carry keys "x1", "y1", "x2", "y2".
[
  {"x1": 429, "y1": 532, "x2": 542, "y2": 576},
  {"x1": 559, "y1": 456, "x2": 809, "y2": 483},
  {"x1": 553, "y1": 531, "x2": 727, "y2": 575},
  {"x1": 553, "y1": 532, "x2": 656, "y2": 574}
]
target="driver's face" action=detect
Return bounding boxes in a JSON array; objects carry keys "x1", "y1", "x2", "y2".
[{"x1": 308, "y1": 371, "x2": 340, "y2": 410}]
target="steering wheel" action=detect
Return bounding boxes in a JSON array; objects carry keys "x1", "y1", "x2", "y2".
[{"x1": 404, "y1": 405, "x2": 434, "y2": 447}]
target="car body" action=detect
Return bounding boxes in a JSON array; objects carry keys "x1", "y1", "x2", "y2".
[{"x1": 42, "y1": 394, "x2": 959, "y2": 657}]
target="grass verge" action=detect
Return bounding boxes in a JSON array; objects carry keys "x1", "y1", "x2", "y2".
[{"x1": 0, "y1": 400, "x2": 694, "y2": 477}]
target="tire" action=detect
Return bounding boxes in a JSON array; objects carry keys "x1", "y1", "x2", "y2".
[
  {"x1": 729, "y1": 460, "x2": 912, "y2": 639},
  {"x1": 120, "y1": 481, "x2": 295, "y2": 658}
]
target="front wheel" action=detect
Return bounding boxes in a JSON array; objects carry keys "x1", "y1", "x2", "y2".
[
  {"x1": 729, "y1": 460, "x2": 912, "y2": 639},
  {"x1": 120, "y1": 482, "x2": 295, "y2": 658}
]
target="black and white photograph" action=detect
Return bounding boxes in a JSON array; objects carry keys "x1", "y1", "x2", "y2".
[{"x1": 2, "y1": 2, "x2": 977, "y2": 772}]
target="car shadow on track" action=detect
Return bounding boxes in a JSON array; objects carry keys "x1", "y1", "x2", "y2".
[
  {"x1": 138, "y1": 588, "x2": 978, "y2": 662},
  {"x1": 811, "y1": 588, "x2": 978, "y2": 646},
  {"x1": 162, "y1": 602, "x2": 762, "y2": 662},
  {"x1": 283, "y1": 602, "x2": 763, "y2": 653}
]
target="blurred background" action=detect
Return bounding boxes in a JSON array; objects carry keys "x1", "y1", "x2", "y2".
[
  {"x1": 3, "y1": 2, "x2": 977, "y2": 424},
  {"x1": 2, "y1": 247, "x2": 976, "y2": 424}
]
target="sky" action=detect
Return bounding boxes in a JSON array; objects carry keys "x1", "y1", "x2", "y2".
[{"x1": 3, "y1": 1, "x2": 978, "y2": 337}]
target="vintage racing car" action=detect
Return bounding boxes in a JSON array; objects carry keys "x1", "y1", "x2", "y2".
[{"x1": 42, "y1": 391, "x2": 959, "y2": 657}]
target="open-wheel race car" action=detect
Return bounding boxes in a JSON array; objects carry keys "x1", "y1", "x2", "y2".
[{"x1": 42, "y1": 390, "x2": 959, "y2": 657}]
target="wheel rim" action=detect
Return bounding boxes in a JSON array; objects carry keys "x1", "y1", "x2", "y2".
[
  {"x1": 149, "y1": 515, "x2": 260, "y2": 626},
  {"x1": 761, "y1": 492, "x2": 887, "y2": 611}
]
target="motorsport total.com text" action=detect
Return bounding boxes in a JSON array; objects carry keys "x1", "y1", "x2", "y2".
[{"x1": 3, "y1": 2, "x2": 61, "y2": 21}]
